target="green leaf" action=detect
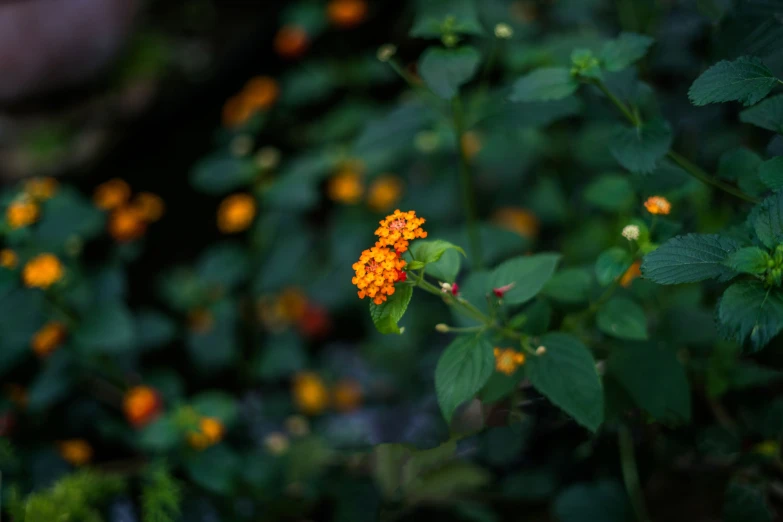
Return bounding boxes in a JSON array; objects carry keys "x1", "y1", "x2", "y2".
[
  {"x1": 509, "y1": 68, "x2": 579, "y2": 102},
  {"x1": 425, "y1": 248, "x2": 462, "y2": 283},
  {"x1": 609, "y1": 119, "x2": 673, "y2": 174},
  {"x1": 196, "y1": 242, "x2": 249, "y2": 290},
  {"x1": 642, "y1": 234, "x2": 741, "y2": 284},
  {"x1": 724, "y1": 247, "x2": 771, "y2": 275},
  {"x1": 525, "y1": 333, "x2": 603, "y2": 432},
  {"x1": 541, "y1": 268, "x2": 592, "y2": 304},
  {"x1": 583, "y1": 175, "x2": 635, "y2": 212},
  {"x1": 138, "y1": 416, "x2": 180, "y2": 453},
  {"x1": 595, "y1": 247, "x2": 633, "y2": 286},
  {"x1": 409, "y1": 0, "x2": 484, "y2": 37},
  {"x1": 35, "y1": 188, "x2": 104, "y2": 247},
  {"x1": 717, "y1": 147, "x2": 766, "y2": 197},
  {"x1": 369, "y1": 284, "x2": 413, "y2": 334},
  {"x1": 554, "y1": 481, "x2": 629, "y2": 522},
  {"x1": 718, "y1": 281, "x2": 783, "y2": 351},
  {"x1": 186, "y1": 301, "x2": 239, "y2": 370},
  {"x1": 490, "y1": 253, "x2": 561, "y2": 305},
  {"x1": 607, "y1": 343, "x2": 691, "y2": 423},
  {"x1": 27, "y1": 352, "x2": 72, "y2": 412},
  {"x1": 740, "y1": 93, "x2": 783, "y2": 133},
  {"x1": 191, "y1": 391, "x2": 238, "y2": 425},
  {"x1": 135, "y1": 309, "x2": 177, "y2": 350},
  {"x1": 75, "y1": 303, "x2": 135, "y2": 354},
  {"x1": 419, "y1": 47, "x2": 481, "y2": 99},
  {"x1": 748, "y1": 191, "x2": 783, "y2": 248},
  {"x1": 688, "y1": 56, "x2": 778, "y2": 107},
  {"x1": 723, "y1": 481, "x2": 772, "y2": 522},
  {"x1": 600, "y1": 32, "x2": 655, "y2": 72},
  {"x1": 409, "y1": 462, "x2": 490, "y2": 501},
  {"x1": 759, "y1": 157, "x2": 783, "y2": 191},
  {"x1": 411, "y1": 239, "x2": 466, "y2": 265},
  {"x1": 597, "y1": 297, "x2": 648, "y2": 341},
  {"x1": 190, "y1": 156, "x2": 256, "y2": 195},
  {"x1": 434, "y1": 334, "x2": 494, "y2": 423},
  {"x1": 185, "y1": 445, "x2": 239, "y2": 495}
]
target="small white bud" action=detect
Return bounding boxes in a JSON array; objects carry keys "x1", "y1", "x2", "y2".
[
  {"x1": 621, "y1": 224, "x2": 640, "y2": 241},
  {"x1": 377, "y1": 44, "x2": 397, "y2": 62},
  {"x1": 535, "y1": 345, "x2": 547, "y2": 356},
  {"x1": 494, "y1": 23, "x2": 514, "y2": 39},
  {"x1": 439, "y1": 281, "x2": 453, "y2": 293}
]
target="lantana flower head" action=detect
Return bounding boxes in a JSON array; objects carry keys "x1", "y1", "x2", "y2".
[
  {"x1": 352, "y1": 245, "x2": 406, "y2": 304},
  {"x1": 494, "y1": 348, "x2": 526, "y2": 375},
  {"x1": 374, "y1": 209, "x2": 427, "y2": 253},
  {"x1": 644, "y1": 196, "x2": 671, "y2": 215}
]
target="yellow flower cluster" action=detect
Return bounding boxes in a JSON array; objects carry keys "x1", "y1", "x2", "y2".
[
  {"x1": 494, "y1": 348, "x2": 526, "y2": 375},
  {"x1": 23, "y1": 253, "x2": 64, "y2": 289}
]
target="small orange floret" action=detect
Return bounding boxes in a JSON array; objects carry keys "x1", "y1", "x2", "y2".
[
  {"x1": 222, "y1": 95, "x2": 254, "y2": 128},
  {"x1": 94, "y1": 179, "x2": 131, "y2": 210},
  {"x1": 274, "y1": 25, "x2": 309, "y2": 59},
  {"x1": 243, "y1": 76, "x2": 280, "y2": 111},
  {"x1": 6, "y1": 199, "x2": 39, "y2": 229},
  {"x1": 23, "y1": 253, "x2": 63, "y2": 289},
  {"x1": 351, "y1": 245, "x2": 407, "y2": 305},
  {"x1": 217, "y1": 193, "x2": 256, "y2": 233},
  {"x1": 123, "y1": 386, "x2": 162, "y2": 428},
  {"x1": 332, "y1": 379, "x2": 362, "y2": 412},
  {"x1": 367, "y1": 175, "x2": 403, "y2": 212},
  {"x1": 58, "y1": 439, "x2": 93, "y2": 466},
  {"x1": 187, "y1": 417, "x2": 225, "y2": 450},
  {"x1": 327, "y1": 0, "x2": 367, "y2": 28},
  {"x1": 132, "y1": 192, "x2": 165, "y2": 223},
  {"x1": 620, "y1": 260, "x2": 642, "y2": 288},
  {"x1": 292, "y1": 372, "x2": 329, "y2": 415},
  {"x1": 328, "y1": 170, "x2": 364, "y2": 204},
  {"x1": 109, "y1": 206, "x2": 147, "y2": 242},
  {"x1": 493, "y1": 347, "x2": 526, "y2": 375},
  {"x1": 374, "y1": 209, "x2": 427, "y2": 253},
  {"x1": 31, "y1": 321, "x2": 67, "y2": 358},
  {"x1": 0, "y1": 249, "x2": 18, "y2": 269},
  {"x1": 644, "y1": 196, "x2": 671, "y2": 215},
  {"x1": 24, "y1": 177, "x2": 58, "y2": 200}
]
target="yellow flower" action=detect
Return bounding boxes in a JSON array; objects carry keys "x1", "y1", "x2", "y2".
[
  {"x1": 94, "y1": 179, "x2": 131, "y2": 210},
  {"x1": 327, "y1": 0, "x2": 368, "y2": 28},
  {"x1": 58, "y1": 439, "x2": 93, "y2": 466},
  {"x1": 132, "y1": 192, "x2": 165, "y2": 223},
  {"x1": 494, "y1": 348, "x2": 525, "y2": 375},
  {"x1": 31, "y1": 321, "x2": 67, "y2": 358},
  {"x1": 620, "y1": 260, "x2": 642, "y2": 288},
  {"x1": 217, "y1": 194, "x2": 256, "y2": 233},
  {"x1": 367, "y1": 175, "x2": 403, "y2": 212},
  {"x1": 123, "y1": 386, "x2": 162, "y2": 428},
  {"x1": 328, "y1": 170, "x2": 364, "y2": 205},
  {"x1": 332, "y1": 379, "x2": 362, "y2": 413},
  {"x1": 754, "y1": 440, "x2": 779, "y2": 457},
  {"x1": 24, "y1": 177, "x2": 58, "y2": 200},
  {"x1": 23, "y1": 253, "x2": 63, "y2": 289},
  {"x1": 0, "y1": 249, "x2": 18, "y2": 269},
  {"x1": 293, "y1": 372, "x2": 329, "y2": 415},
  {"x1": 6, "y1": 199, "x2": 39, "y2": 229},
  {"x1": 492, "y1": 207, "x2": 540, "y2": 239},
  {"x1": 187, "y1": 417, "x2": 225, "y2": 450},
  {"x1": 274, "y1": 25, "x2": 309, "y2": 59},
  {"x1": 351, "y1": 245, "x2": 406, "y2": 305},
  {"x1": 243, "y1": 76, "x2": 280, "y2": 111},
  {"x1": 108, "y1": 206, "x2": 147, "y2": 242},
  {"x1": 644, "y1": 196, "x2": 671, "y2": 215},
  {"x1": 374, "y1": 209, "x2": 427, "y2": 253}
]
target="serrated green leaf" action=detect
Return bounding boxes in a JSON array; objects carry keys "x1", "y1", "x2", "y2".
[
  {"x1": 434, "y1": 334, "x2": 494, "y2": 423},
  {"x1": 718, "y1": 281, "x2": 783, "y2": 351},
  {"x1": 723, "y1": 481, "x2": 772, "y2": 522},
  {"x1": 525, "y1": 333, "x2": 603, "y2": 432},
  {"x1": 609, "y1": 119, "x2": 672, "y2": 174},
  {"x1": 642, "y1": 234, "x2": 741, "y2": 284},
  {"x1": 597, "y1": 297, "x2": 648, "y2": 340},
  {"x1": 740, "y1": 93, "x2": 783, "y2": 133},
  {"x1": 600, "y1": 32, "x2": 655, "y2": 72},
  {"x1": 688, "y1": 56, "x2": 778, "y2": 107},
  {"x1": 749, "y1": 191, "x2": 783, "y2": 248},
  {"x1": 509, "y1": 68, "x2": 579, "y2": 102},
  {"x1": 369, "y1": 284, "x2": 413, "y2": 334},
  {"x1": 607, "y1": 343, "x2": 691, "y2": 423},
  {"x1": 759, "y1": 157, "x2": 783, "y2": 191},
  {"x1": 419, "y1": 47, "x2": 481, "y2": 99},
  {"x1": 724, "y1": 247, "x2": 771, "y2": 275},
  {"x1": 583, "y1": 175, "x2": 635, "y2": 211},
  {"x1": 541, "y1": 268, "x2": 592, "y2": 304},
  {"x1": 409, "y1": 0, "x2": 484, "y2": 38},
  {"x1": 191, "y1": 156, "x2": 256, "y2": 195},
  {"x1": 595, "y1": 247, "x2": 633, "y2": 286},
  {"x1": 490, "y1": 253, "x2": 561, "y2": 305}
]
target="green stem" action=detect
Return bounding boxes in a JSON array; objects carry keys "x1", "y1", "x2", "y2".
[
  {"x1": 619, "y1": 424, "x2": 652, "y2": 522},
  {"x1": 592, "y1": 80, "x2": 759, "y2": 205},
  {"x1": 451, "y1": 96, "x2": 483, "y2": 270}
]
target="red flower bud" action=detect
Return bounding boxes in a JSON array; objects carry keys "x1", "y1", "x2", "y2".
[{"x1": 493, "y1": 282, "x2": 515, "y2": 298}]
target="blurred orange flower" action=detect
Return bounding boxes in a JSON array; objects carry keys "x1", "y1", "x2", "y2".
[
  {"x1": 327, "y1": 0, "x2": 367, "y2": 28},
  {"x1": 109, "y1": 206, "x2": 147, "y2": 242},
  {"x1": 620, "y1": 260, "x2": 642, "y2": 288},
  {"x1": 328, "y1": 170, "x2": 364, "y2": 205},
  {"x1": 222, "y1": 95, "x2": 255, "y2": 128},
  {"x1": 494, "y1": 347, "x2": 525, "y2": 375},
  {"x1": 188, "y1": 417, "x2": 225, "y2": 450},
  {"x1": 217, "y1": 194, "x2": 256, "y2": 233},
  {"x1": 293, "y1": 372, "x2": 329, "y2": 415},
  {"x1": 367, "y1": 175, "x2": 403, "y2": 212},
  {"x1": 23, "y1": 253, "x2": 63, "y2": 289},
  {"x1": 644, "y1": 196, "x2": 671, "y2": 215},
  {"x1": 243, "y1": 76, "x2": 280, "y2": 111},
  {"x1": 123, "y1": 386, "x2": 162, "y2": 428},
  {"x1": 274, "y1": 25, "x2": 309, "y2": 59},
  {"x1": 58, "y1": 439, "x2": 93, "y2": 466},
  {"x1": 0, "y1": 249, "x2": 17, "y2": 269},
  {"x1": 6, "y1": 199, "x2": 39, "y2": 229},
  {"x1": 31, "y1": 321, "x2": 67, "y2": 358},
  {"x1": 94, "y1": 179, "x2": 131, "y2": 210},
  {"x1": 332, "y1": 379, "x2": 362, "y2": 412},
  {"x1": 493, "y1": 207, "x2": 540, "y2": 239},
  {"x1": 24, "y1": 177, "x2": 58, "y2": 200},
  {"x1": 461, "y1": 131, "x2": 482, "y2": 160},
  {"x1": 132, "y1": 192, "x2": 165, "y2": 223}
]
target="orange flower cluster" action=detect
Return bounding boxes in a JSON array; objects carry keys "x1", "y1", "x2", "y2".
[
  {"x1": 187, "y1": 417, "x2": 225, "y2": 451},
  {"x1": 217, "y1": 193, "x2": 256, "y2": 233},
  {"x1": 94, "y1": 179, "x2": 164, "y2": 242},
  {"x1": 292, "y1": 372, "x2": 363, "y2": 415},
  {"x1": 31, "y1": 321, "x2": 67, "y2": 358},
  {"x1": 327, "y1": 0, "x2": 367, "y2": 28},
  {"x1": 58, "y1": 439, "x2": 93, "y2": 466},
  {"x1": 644, "y1": 196, "x2": 671, "y2": 215},
  {"x1": 222, "y1": 76, "x2": 280, "y2": 128},
  {"x1": 352, "y1": 210, "x2": 426, "y2": 305},
  {"x1": 23, "y1": 253, "x2": 63, "y2": 289},
  {"x1": 6, "y1": 199, "x2": 39, "y2": 229},
  {"x1": 123, "y1": 386, "x2": 163, "y2": 428},
  {"x1": 494, "y1": 348, "x2": 526, "y2": 375}
]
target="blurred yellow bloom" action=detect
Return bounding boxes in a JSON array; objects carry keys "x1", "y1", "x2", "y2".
[
  {"x1": 217, "y1": 194, "x2": 256, "y2": 233},
  {"x1": 109, "y1": 206, "x2": 147, "y2": 242},
  {"x1": 293, "y1": 372, "x2": 329, "y2": 415},
  {"x1": 332, "y1": 379, "x2": 362, "y2": 413},
  {"x1": 274, "y1": 25, "x2": 309, "y2": 59},
  {"x1": 620, "y1": 260, "x2": 642, "y2": 288},
  {"x1": 461, "y1": 131, "x2": 482, "y2": 160},
  {"x1": 327, "y1": 0, "x2": 367, "y2": 28},
  {"x1": 188, "y1": 417, "x2": 225, "y2": 450},
  {"x1": 31, "y1": 321, "x2": 67, "y2": 358},
  {"x1": 6, "y1": 199, "x2": 39, "y2": 229},
  {"x1": 58, "y1": 439, "x2": 93, "y2": 466},
  {"x1": 754, "y1": 440, "x2": 779, "y2": 457},
  {"x1": 492, "y1": 207, "x2": 540, "y2": 239},
  {"x1": 328, "y1": 170, "x2": 364, "y2": 205},
  {"x1": 23, "y1": 253, "x2": 63, "y2": 289},
  {"x1": 243, "y1": 76, "x2": 280, "y2": 111},
  {"x1": 94, "y1": 179, "x2": 131, "y2": 210},
  {"x1": 644, "y1": 196, "x2": 671, "y2": 215},
  {"x1": 0, "y1": 249, "x2": 18, "y2": 269},
  {"x1": 494, "y1": 348, "x2": 525, "y2": 375},
  {"x1": 24, "y1": 177, "x2": 58, "y2": 200},
  {"x1": 132, "y1": 192, "x2": 165, "y2": 223},
  {"x1": 123, "y1": 386, "x2": 162, "y2": 428},
  {"x1": 367, "y1": 175, "x2": 403, "y2": 212}
]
